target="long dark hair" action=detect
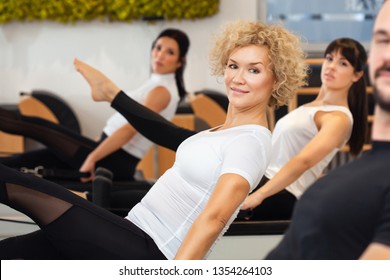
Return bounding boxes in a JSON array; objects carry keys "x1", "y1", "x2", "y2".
[
  {"x1": 152, "y1": 28, "x2": 190, "y2": 100},
  {"x1": 324, "y1": 38, "x2": 368, "y2": 156}
]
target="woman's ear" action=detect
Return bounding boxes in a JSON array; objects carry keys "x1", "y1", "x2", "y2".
[
  {"x1": 177, "y1": 57, "x2": 186, "y2": 69},
  {"x1": 353, "y1": 70, "x2": 364, "y2": 82},
  {"x1": 272, "y1": 77, "x2": 278, "y2": 91}
]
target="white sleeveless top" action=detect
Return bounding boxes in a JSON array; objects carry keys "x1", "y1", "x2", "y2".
[
  {"x1": 126, "y1": 125, "x2": 272, "y2": 259},
  {"x1": 103, "y1": 73, "x2": 179, "y2": 159},
  {"x1": 265, "y1": 105, "x2": 353, "y2": 198}
]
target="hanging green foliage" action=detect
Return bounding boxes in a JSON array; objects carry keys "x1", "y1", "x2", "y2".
[{"x1": 0, "y1": 0, "x2": 219, "y2": 24}]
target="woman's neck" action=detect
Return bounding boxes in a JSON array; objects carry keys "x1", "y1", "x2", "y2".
[
  {"x1": 223, "y1": 105, "x2": 269, "y2": 129},
  {"x1": 310, "y1": 86, "x2": 349, "y2": 107},
  {"x1": 151, "y1": 72, "x2": 175, "y2": 76}
]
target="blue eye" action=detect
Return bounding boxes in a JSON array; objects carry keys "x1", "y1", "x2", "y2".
[{"x1": 249, "y1": 68, "x2": 260, "y2": 74}]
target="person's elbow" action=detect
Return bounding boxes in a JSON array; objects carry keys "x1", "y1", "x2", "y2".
[
  {"x1": 198, "y1": 210, "x2": 230, "y2": 233},
  {"x1": 360, "y1": 243, "x2": 390, "y2": 259},
  {"x1": 292, "y1": 155, "x2": 315, "y2": 174}
]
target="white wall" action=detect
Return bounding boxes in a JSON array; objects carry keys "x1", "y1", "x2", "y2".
[{"x1": 0, "y1": 0, "x2": 259, "y2": 138}]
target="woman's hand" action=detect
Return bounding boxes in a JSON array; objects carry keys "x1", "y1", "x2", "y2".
[
  {"x1": 241, "y1": 192, "x2": 265, "y2": 210},
  {"x1": 79, "y1": 154, "x2": 96, "y2": 182}
]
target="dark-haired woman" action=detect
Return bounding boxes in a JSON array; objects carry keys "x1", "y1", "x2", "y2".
[
  {"x1": 0, "y1": 28, "x2": 190, "y2": 182},
  {"x1": 242, "y1": 37, "x2": 368, "y2": 220}
]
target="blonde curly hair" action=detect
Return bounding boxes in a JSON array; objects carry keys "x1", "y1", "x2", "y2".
[{"x1": 209, "y1": 20, "x2": 308, "y2": 108}]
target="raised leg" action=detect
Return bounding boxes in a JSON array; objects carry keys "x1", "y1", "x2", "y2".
[{"x1": 74, "y1": 58, "x2": 120, "y2": 103}]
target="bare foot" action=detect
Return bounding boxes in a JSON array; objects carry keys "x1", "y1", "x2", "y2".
[
  {"x1": 71, "y1": 190, "x2": 89, "y2": 200},
  {"x1": 73, "y1": 58, "x2": 120, "y2": 102}
]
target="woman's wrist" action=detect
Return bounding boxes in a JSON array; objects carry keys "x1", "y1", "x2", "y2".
[
  {"x1": 253, "y1": 189, "x2": 267, "y2": 205},
  {"x1": 87, "y1": 151, "x2": 99, "y2": 162}
]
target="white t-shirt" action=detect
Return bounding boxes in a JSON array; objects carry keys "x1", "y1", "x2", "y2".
[
  {"x1": 126, "y1": 125, "x2": 272, "y2": 259},
  {"x1": 103, "y1": 73, "x2": 179, "y2": 159},
  {"x1": 265, "y1": 105, "x2": 353, "y2": 198}
]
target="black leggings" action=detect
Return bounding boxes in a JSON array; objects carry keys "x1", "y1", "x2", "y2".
[
  {"x1": 0, "y1": 94, "x2": 196, "y2": 259},
  {"x1": 0, "y1": 112, "x2": 139, "y2": 181},
  {"x1": 111, "y1": 91, "x2": 196, "y2": 152},
  {"x1": 0, "y1": 163, "x2": 165, "y2": 260}
]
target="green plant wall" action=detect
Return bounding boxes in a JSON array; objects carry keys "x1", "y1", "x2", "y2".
[{"x1": 0, "y1": 0, "x2": 220, "y2": 24}]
